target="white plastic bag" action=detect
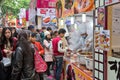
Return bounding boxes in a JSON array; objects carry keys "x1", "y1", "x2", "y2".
[{"x1": 1, "y1": 57, "x2": 11, "y2": 67}]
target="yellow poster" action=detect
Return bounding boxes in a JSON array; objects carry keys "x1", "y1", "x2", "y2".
[
  {"x1": 61, "y1": 0, "x2": 74, "y2": 18},
  {"x1": 22, "y1": 18, "x2": 26, "y2": 27}
]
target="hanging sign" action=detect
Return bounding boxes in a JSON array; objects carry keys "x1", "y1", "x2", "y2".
[
  {"x1": 74, "y1": 0, "x2": 94, "y2": 14},
  {"x1": 37, "y1": 8, "x2": 57, "y2": 26}
]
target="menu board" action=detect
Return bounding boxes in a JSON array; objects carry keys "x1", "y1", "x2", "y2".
[
  {"x1": 105, "y1": 0, "x2": 120, "y2": 5},
  {"x1": 95, "y1": 30, "x2": 110, "y2": 51},
  {"x1": 95, "y1": 30, "x2": 100, "y2": 49},
  {"x1": 99, "y1": 30, "x2": 110, "y2": 51}
]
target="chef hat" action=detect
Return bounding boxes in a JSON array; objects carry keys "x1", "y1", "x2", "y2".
[{"x1": 44, "y1": 31, "x2": 50, "y2": 36}]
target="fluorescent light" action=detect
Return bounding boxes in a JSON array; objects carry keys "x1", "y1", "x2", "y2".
[
  {"x1": 82, "y1": 13, "x2": 86, "y2": 22},
  {"x1": 74, "y1": 23, "x2": 77, "y2": 30},
  {"x1": 61, "y1": 19, "x2": 64, "y2": 25},
  {"x1": 71, "y1": 17, "x2": 74, "y2": 24}
]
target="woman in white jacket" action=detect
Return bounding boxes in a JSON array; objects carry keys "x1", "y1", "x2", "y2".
[{"x1": 43, "y1": 31, "x2": 53, "y2": 78}]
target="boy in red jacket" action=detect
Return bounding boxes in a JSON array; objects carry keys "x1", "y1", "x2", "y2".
[{"x1": 52, "y1": 28, "x2": 68, "y2": 80}]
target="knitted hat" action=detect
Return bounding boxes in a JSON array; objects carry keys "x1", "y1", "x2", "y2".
[{"x1": 44, "y1": 31, "x2": 50, "y2": 36}]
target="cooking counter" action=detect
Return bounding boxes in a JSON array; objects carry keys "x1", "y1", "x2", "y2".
[{"x1": 64, "y1": 56, "x2": 93, "y2": 80}]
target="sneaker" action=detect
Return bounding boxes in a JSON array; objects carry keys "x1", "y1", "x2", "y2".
[{"x1": 47, "y1": 75, "x2": 53, "y2": 79}]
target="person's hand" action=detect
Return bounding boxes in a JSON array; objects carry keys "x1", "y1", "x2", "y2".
[
  {"x1": 67, "y1": 49, "x2": 72, "y2": 53},
  {"x1": 7, "y1": 50, "x2": 13, "y2": 54},
  {"x1": 86, "y1": 43, "x2": 90, "y2": 47},
  {"x1": 6, "y1": 50, "x2": 12, "y2": 57},
  {"x1": 3, "y1": 49, "x2": 9, "y2": 54}
]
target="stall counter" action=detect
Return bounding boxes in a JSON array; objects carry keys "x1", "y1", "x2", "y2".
[{"x1": 64, "y1": 57, "x2": 93, "y2": 80}]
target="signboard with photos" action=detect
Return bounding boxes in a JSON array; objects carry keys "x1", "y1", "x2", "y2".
[
  {"x1": 37, "y1": 8, "x2": 57, "y2": 26},
  {"x1": 95, "y1": 30, "x2": 110, "y2": 51}
]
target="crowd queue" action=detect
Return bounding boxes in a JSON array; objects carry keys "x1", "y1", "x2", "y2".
[{"x1": 0, "y1": 25, "x2": 69, "y2": 80}]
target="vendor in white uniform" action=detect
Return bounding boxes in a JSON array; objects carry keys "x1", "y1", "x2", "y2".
[{"x1": 79, "y1": 32, "x2": 93, "y2": 52}]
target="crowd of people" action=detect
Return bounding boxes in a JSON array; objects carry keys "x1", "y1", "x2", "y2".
[{"x1": 0, "y1": 25, "x2": 69, "y2": 80}]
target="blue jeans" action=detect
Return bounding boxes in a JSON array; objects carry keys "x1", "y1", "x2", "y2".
[{"x1": 55, "y1": 57, "x2": 63, "y2": 80}]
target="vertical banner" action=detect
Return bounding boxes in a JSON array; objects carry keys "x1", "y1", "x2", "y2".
[
  {"x1": 61, "y1": 0, "x2": 74, "y2": 17},
  {"x1": 98, "y1": 7, "x2": 105, "y2": 27}
]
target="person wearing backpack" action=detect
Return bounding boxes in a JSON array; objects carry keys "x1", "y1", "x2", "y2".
[{"x1": 52, "y1": 28, "x2": 69, "y2": 80}]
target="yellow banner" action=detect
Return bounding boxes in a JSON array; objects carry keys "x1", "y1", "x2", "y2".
[{"x1": 61, "y1": 0, "x2": 74, "y2": 18}]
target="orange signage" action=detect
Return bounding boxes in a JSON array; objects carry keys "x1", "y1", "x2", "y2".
[{"x1": 74, "y1": 0, "x2": 94, "y2": 13}]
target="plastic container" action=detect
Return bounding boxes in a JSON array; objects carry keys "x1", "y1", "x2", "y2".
[
  {"x1": 78, "y1": 53, "x2": 88, "y2": 65},
  {"x1": 85, "y1": 56, "x2": 93, "y2": 70}
]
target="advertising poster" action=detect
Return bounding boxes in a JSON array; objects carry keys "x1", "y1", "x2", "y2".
[
  {"x1": 105, "y1": 0, "x2": 120, "y2": 5},
  {"x1": 37, "y1": 8, "x2": 57, "y2": 27},
  {"x1": 94, "y1": 30, "x2": 110, "y2": 51},
  {"x1": 65, "y1": 61, "x2": 92, "y2": 80},
  {"x1": 61, "y1": 0, "x2": 74, "y2": 17},
  {"x1": 98, "y1": 7, "x2": 105, "y2": 27},
  {"x1": 108, "y1": 57, "x2": 120, "y2": 80},
  {"x1": 99, "y1": 30, "x2": 110, "y2": 51},
  {"x1": 74, "y1": 0, "x2": 94, "y2": 14},
  {"x1": 22, "y1": 18, "x2": 26, "y2": 27}
]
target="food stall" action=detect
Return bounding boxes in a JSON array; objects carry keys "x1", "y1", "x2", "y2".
[
  {"x1": 63, "y1": 12, "x2": 94, "y2": 80},
  {"x1": 94, "y1": 0, "x2": 120, "y2": 80},
  {"x1": 56, "y1": 0, "x2": 120, "y2": 80},
  {"x1": 56, "y1": 0, "x2": 94, "y2": 80}
]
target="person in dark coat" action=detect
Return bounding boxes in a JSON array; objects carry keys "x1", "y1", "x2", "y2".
[
  {"x1": 10, "y1": 30, "x2": 39, "y2": 80},
  {"x1": 0, "y1": 49, "x2": 6, "y2": 80}
]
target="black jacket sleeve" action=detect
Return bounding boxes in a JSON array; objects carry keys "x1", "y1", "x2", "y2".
[
  {"x1": 0, "y1": 49, "x2": 3, "y2": 61},
  {"x1": 11, "y1": 47, "x2": 23, "y2": 80}
]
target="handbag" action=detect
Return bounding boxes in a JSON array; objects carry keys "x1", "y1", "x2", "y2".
[
  {"x1": 44, "y1": 54, "x2": 53, "y2": 62},
  {"x1": 34, "y1": 46, "x2": 47, "y2": 73}
]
